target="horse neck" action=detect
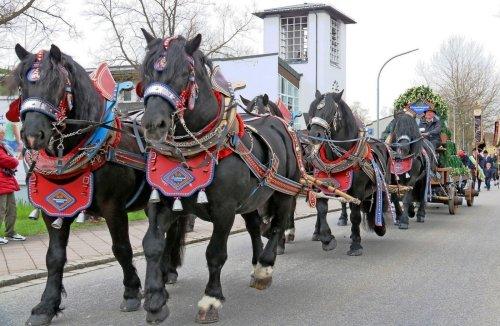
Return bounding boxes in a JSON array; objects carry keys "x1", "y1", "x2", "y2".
[
  {"x1": 57, "y1": 65, "x2": 103, "y2": 155},
  {"x1": 180, "y1": 75, "x2": 218, "y2": 133}
]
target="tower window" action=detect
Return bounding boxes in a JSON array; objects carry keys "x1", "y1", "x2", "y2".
[
  {"x1": 280, "y1": 16, "x2": 308, "y2": 62},
  {"x1": 330, "y1": 18, "x2": 340, "y2": 66}
]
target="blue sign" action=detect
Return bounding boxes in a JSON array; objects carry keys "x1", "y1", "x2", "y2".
[{"x1": 409, "y1": 101, "x2": 430, "y2": 115}]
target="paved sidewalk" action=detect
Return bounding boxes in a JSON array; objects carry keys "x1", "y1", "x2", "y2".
[{"x1": 0, "y1": 199, "x2": 341, "y2": 287}]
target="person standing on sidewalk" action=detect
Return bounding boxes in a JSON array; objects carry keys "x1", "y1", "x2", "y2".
[
  {"x1": 484, "y1": 162, "x2": 495, "y2": 191},
  {"x1": 0, "y1": 125, "x2": 25, "y2": 244},
  {"x1": 4, "y1": 121, "x2": 23, "y2": 155}
]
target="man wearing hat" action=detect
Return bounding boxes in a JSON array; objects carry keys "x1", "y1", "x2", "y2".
[{"x1": 419, "y1": 106, "x2": 441, "y2": 149}]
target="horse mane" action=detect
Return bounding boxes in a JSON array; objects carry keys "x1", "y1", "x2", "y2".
[{"x1": 8, "y1": 50, "x2": 102, "y2": 122}]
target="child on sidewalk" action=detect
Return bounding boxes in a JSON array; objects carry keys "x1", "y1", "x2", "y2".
[
  {"x1": 484, "y1": 162, "x2": 495, "y2": 191},
  {"x1": 0, "y1": 126, "x2": 25, "y2": 244}
]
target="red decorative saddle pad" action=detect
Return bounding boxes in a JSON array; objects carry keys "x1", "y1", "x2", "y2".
[
  {"x1": 89, "y1": 63, "x2": 117, "y2": 100},
  {"x1": 147, "y1": 150, "x2": 216, "y2": 197},
  {"x1": 28, "y1": 172, "x2": 93, "y2": 217},
  {"x1": 314, "y1": 168, "x2": 354, "y2": 195},
  {"x1": 390, "y1": 157, "x2": 413, "y2": 175}
]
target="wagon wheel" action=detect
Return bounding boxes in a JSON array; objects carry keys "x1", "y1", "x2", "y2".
[{"x1": 448, "y1": 185, "x2": 457, "y2": 215}]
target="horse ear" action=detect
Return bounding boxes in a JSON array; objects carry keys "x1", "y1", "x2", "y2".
[
  {"x1": 141, "y1": 28, "x2": 155, "y2": 46},
  {"x1": 185, "y1": 34, "x2": 202, "y2": 56},
  {"x1": 15, "y1": 43, "x2": 30, "y2": 60},
  {"x1": 240, "y1": 95, "x2": 250, "y2": 107},
  {"x1": 49, "y1": 44, "x2": 62, "y2": 63},
  {"x1": 334, "y1": 90, "x2": 344, "y2": 101},
  {"x1": 262, "y1": 94, "x2": 269, "y2": 106},
  {"x1": 315, "y1": 90, "x2": 322, "y2": 100}
]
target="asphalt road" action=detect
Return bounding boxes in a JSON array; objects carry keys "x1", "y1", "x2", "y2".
[{"x1": 1, "y1": 189, "x2": 500, "y2": 326}]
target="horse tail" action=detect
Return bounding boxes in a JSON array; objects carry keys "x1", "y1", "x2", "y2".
[
  {"x1": 362, "y1": 193, "x2": 387, "y2": 237},
  {"x1": 165, "y1": 215, "x2": 190, "y2": 270}
]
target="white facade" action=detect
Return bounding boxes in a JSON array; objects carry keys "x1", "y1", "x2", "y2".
[
  {"x1": 262, "y1": 11, "x2": 348, "y2": 114},
  {"x1": 212, "y1": 54, "x2": 280, "y2": 102}
]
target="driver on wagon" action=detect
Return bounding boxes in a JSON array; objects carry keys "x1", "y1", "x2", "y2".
[{"x1": 418, "y1": 106, "x2": 441, "y2": 149}]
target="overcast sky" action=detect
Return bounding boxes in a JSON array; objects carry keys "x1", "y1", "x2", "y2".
[{"x1": 14, "y1": 0, "x2": 500, "y2": 120}]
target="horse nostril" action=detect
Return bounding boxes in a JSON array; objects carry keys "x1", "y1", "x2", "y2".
[{"x1": 158, "y1": 120, "x2": 167, "y2": 129}]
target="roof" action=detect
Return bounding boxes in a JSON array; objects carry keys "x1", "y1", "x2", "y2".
[{"x1": 253, "y1": 3, "x2": 356, "y2": 24}]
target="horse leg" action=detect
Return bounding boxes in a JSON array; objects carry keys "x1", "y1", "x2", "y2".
[
  {"x1": 311, "y1": 213, "x2": 321, "y2": 241},
  {"x1": 284, "y1": 199, "x2": 296, "y2": 243},
  {"x1": 399, "y1": 191, "x2": 411, "y2": 230},
  {"x1": 416, "y1": 185, "x2": 427, "y2": 223},
  {"x1": 104, "y1": 210, "x2": 142, "y2": 312},
  {"x1": 195, "y1": 212, "x2": 235, "y2": 324},
  {"x1": 161, "y1": 217, "x2": 188, "y2": 285},
  {"x1": 143, "y1": 203, "x2": 171, "y2": 324},
  {"x1": 242, "y1": 211, "x2": 264, "y2": 272},
  {"x1": 347, "y1": 203, "x2": 363, "y2": 256},
  {"x1": 316, "y1": 198, "x2": 337, "y2": 251},
  {"x1": 391, "y1": 193, "x2": 403, "y2": 225},
  {"x1": 250, "y1": 193, "x2": 292, "y2": 290},
  {"x1": 337, "y1": 202, "x2": 348, "y2": 226},
  {"x1": 26, "y1": 216, "x2": 72, "y2": 326}
]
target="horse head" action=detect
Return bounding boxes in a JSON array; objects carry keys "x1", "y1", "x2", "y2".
[
  {"x1": 241, "y1": 94, "x2": 271, "y2": 114},
  {"x1": 307, "y1": 90, "x2": 353, "y2": 145},
  {"x1": 140, "y1": 29, "x2": 217, "y2": 142},
  {"x1": 391, "y1": 112, "x2": 421, "y2": 158},
  {"x1": 12, "y1": 44, "x2": 100, "y2": 152}
]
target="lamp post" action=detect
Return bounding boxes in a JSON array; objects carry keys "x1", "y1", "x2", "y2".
[{"x1": 376, "y1": 48, "x2": 419, "y2": 138}]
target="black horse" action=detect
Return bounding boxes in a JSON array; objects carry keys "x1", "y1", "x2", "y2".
[
  {"x1": 389, "y1": 112, "x2": 431, "y2": 228},
  {"x1": 308, "y1": 91, "x2": 391, "y2": 255},
  {"x1": 12, "y1": 44, "x2": 150, "y2": 325},
  {"x1": 139, "y1": 31, "x2": 302, "y2": 323},
  {"x1": 240, "y1": 94, "x2": 283, "y2": 117}
]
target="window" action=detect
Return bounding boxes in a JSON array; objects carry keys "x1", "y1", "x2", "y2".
[
  {"x1": 330, "y1": 18, "x2": 340, "y2": 66},
  {"x1": 279, "y1": 75, "x2": 300, "y2": 128},
  {"x1": 120, "y1": 89, "x2": 132, "y2": 102},
  {"x1": 280, "y1": 16, "x2": 308, "y2": 62}
]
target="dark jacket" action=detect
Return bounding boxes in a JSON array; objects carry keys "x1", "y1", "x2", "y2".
[
  {"x1": 381, "y1": 119, "x2": 395, "y2": 140},
  {"x1": 477, "y1": 154, "x2": 486, "y2": 169},
  {"x1": 419, "y1": 116, "x2": 441, "y2": 146},
  {"x1": 0, "y1": 142, "x2": 20, "y2": 195},
  {"x1": 485, "y1": 167, "x2": 495, "y2": 179},
  {"x1": 460, "y1": 155, "x2": 475, "y2": 169}
]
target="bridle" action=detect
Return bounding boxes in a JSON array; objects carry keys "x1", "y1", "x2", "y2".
[
  {"x1": 142, "y1": 36, "x2": 198, "y2": 122},
  {"x1": 308, "y1": 96, "x2": 341, "y2": 136},
  {"x1": 19, "y1": 50, "x2": 74, "y2": 125}
]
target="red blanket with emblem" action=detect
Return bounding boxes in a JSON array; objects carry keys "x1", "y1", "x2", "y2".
[
  {"x1": 28, "y1": 171, "x2": 93, "y2": 217},
  {"x1": 390, "y1": 157, "x2": 413, "y2": 175},
  {"x1": 314, "y1": 168, "x2": 354, "y2": 195}
]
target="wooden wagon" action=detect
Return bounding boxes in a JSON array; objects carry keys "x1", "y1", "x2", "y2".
[{"x1": 429, "y1": 167, "x2": 462, "y2": 214}]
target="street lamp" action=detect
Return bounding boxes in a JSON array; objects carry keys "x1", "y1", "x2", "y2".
[{"x1": 376, "y1": 48, "x2": 419, "y2": 138}]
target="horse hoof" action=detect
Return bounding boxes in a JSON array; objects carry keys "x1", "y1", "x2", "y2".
[
  {"x1": 26, "y1": 314, "x2": 54, "y2": 326},
  {"x1": 249, "y1": 275, "x2": 273, "y2": 290},
  {"x1": 276, "y1": 245, "x2": 285, "y2": 255},
  {"x1": 120, "y1": 297, "x2": 142, "y2": 312},
  {"x1": 347, "y1": 249, "x2": 363, "y2": 256},
  {"x1": 166, "y1": 272, "x2": 178, "y2": 284},
  {"x1": 196, "y1": 306, "x2": 219, "y2": 324},
  {"x1": 285, "y1": 234, "x2": 295, "y2": 243},
  {"x1": 321, "y1": 238, "x2": 337, "y2": 251},
  {"x1": 416, "y1": 217, "x2": 425, "y2": 223},
  {"x1": 311, "y1": 233, "x2": 320, "y2": 241},
  {"x1": 337, "y1": 218, "x2": 347, "y2": 226},
  {"x1": 146, "y1": 306, "x2": 170, "y2": 324},
  {"x1": 398, "y1": 223, "x2": 409, "y2": 230}
]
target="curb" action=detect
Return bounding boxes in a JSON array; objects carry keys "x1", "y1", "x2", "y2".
[{"x1": 0, "y1": 208, "x2": 340, "y2": 288}]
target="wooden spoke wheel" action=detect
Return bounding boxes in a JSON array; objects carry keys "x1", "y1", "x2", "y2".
[
  {"x1": 448, "y1": 184, "x2": 458, "y2": 215},
  {"x1": 465, "y1": 188, "x2": 474, "y2": 207}
]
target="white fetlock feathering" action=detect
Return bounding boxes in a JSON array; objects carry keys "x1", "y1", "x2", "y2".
[
  {"x1": 284, "y1": 228, "x2": 295, "y2": 237},
  {"x1": 197, "y1": 189, "x2": 208, "y2": 204},
  {"x1": 29, "y1": 208, "x2": 40, "y2": 220},
  {"x1": 149, "y1": 188, "x2": 160, "y2": 203},
  {"x1": 75, "y1": 211, "x2": 86, "y2": 223},
  {"x1": 51, "y1": 217, "x2": 63, "y2": 229},
  {"x1": 172, "y1": 197, "x2": 183, "y2": 211},
  {"x1": 197, "y1": 295, "x2": 222, "y2": 310},
  {"x1": 253, "y1": 262, "x2": 273, "y2": 280}
]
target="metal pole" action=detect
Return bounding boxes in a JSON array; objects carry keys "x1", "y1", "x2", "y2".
[{"x1": 376, "y1": 48, "x2": 419, "y2": 138}]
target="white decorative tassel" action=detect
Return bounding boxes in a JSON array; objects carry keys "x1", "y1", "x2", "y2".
[
  {"x1": 75, "y1": 211, "x2": 86, "y2": 223},
  {"x1": 51, "y1": 217, "x2": 63, "y2": 229},
  {"x1": 197, "y1": 189, "x2": 208, "y2": 204},
  {"x1": 29, "y1": 208, "x2": 40, "y2": 220},
  {"x1": 172, "y1": 197, "x2": 183, "y2": 211},
  {"x1": 149, "y1": 188, "x2": 160, "y2": 203}
]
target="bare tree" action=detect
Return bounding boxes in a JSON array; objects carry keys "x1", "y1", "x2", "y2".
[
  {"x1": 87, "y1": 0, "x2": 255, "y2": 70},
  {"x1": 350, "y1": 101, "x2": 370, "y2": 125},
  {"x1": 418, "y1": 36, "x2": 500, "y2": 149},
  {"x1": 0, "y1": 0, "x2": 75, "y2": 52}
]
